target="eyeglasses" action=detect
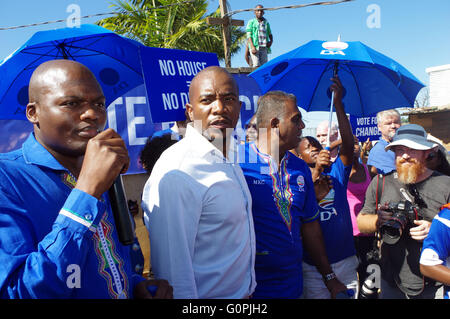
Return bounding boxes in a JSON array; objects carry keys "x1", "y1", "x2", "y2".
[
  {"x1": 407, "y1": 184, "x2": 427, "y2": 209},
  {"x1": 245, "y1": 124, "x2": 257, "y2": 130}
]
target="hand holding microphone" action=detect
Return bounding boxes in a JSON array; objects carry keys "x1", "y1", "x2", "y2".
[
  {"x1": 76, "y1": 128, "x2": 129, "y2": 199},
  {"x1": 76, "y1": 128, "x2": 134, "y2": 245}
]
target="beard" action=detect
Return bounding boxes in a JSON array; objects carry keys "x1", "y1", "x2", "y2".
[
  {"x1": 396, "y1": 157, "x2": 426, "y2": 184},
  {"x1": 387, "y1": 130, "x2": 397, "y2": 141}
]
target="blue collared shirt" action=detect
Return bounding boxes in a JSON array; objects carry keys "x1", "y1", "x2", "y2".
[
  {"x1": 420, "y1": 205, "x2": 450, "y2": 299},
  {"x1": 367, "y1": 139, "x2": 396, "y2": 174},
  {"x1": 239, "y1": 143, "x2": 319, "y2": 298},
  {"x1": 0, "y1": 133, "x2": 144, "y2": 299}
]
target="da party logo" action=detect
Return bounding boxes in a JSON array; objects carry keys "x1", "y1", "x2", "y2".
[
  {"x1": 320, "y1": 40, "x2": 348, "y2": 56},
  {"x1": 297, "y1": 175, "x2": 305, "y2": 192}
]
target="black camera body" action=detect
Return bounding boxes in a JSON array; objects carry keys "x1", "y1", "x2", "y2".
[{"x1": 379, "y1": 200, "x2": 420, "y2": 245}]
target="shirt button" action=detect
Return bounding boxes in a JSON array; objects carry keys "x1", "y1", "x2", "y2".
[
  {"x1": 135, "y1": 264, "x2": 143, "y2": 273},
  {"x1": 84, "y1": 213, "x2": 93, "y2": 221}
]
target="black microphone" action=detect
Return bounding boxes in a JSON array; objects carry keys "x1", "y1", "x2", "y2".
[{"x1": 108, "y1": 176, "x2": 135, "y2": 245}]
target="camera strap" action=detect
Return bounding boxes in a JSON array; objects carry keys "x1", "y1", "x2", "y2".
[
  {"x1": 373, "y1": 174, "x2": 384, "y2": 253},
  {"x1": 398, "y1": 187, "x2": 422, "y2": 220},
  {"x1": 375, "y1": 173, "x2": 385, "y2": 210},
  {"x1": 399, "y1": 188, "x2": 413, "y2": 202}
]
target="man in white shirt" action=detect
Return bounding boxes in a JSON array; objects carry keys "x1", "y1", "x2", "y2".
[{"x1": 142, "y1": 66, "x2": 256, "y2": 299}]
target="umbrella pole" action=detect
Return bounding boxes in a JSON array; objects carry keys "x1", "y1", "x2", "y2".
[
  {"x1": 326, "y1": 61, "x2": 339, "y2": 150},
  {"x1": 326, "y1": 95, "x2": 334, "y2": 149}
]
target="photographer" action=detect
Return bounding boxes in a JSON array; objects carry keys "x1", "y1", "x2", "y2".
[{"x1": 357, "y1": 124, "x2": 450, "y2": 299}]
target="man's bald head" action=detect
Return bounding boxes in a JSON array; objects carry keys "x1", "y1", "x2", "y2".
[
  {"x1": 316, "y1": 120, "x2": 339, "y2": 146},
  {"x1": 25, "y1": 59, "x2": 107, "y2": 159},
  {"x1": 188, "y1": 66, "x2": 238, "y2": 101},
  {"x1": 185, "y1": 65, "x2": 242, "y2": 149},
  {"x1": 28, "y1": 59, "x2": 101, "y2": 104}
]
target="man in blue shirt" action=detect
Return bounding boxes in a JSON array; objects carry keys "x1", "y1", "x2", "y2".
[
  {"x1": 239, "y1": 87, "x2": 347, "y2": 299},
  {"x1": 367, "y1": 109, "x2": 401, "y2": 176},
  {"x1": 293, "y1": 76, "x2": 358, "y2": 298},
  {"x1": 420, "y1": 203, "x2": 450, "y2": 299},
  {"x1": 0, "y1": 60, "x2": 172, "y2": 299}
]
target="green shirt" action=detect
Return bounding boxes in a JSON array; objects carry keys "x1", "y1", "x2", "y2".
[{"x1": 246, "y1": 18, "x2": 272, "y2": 54}]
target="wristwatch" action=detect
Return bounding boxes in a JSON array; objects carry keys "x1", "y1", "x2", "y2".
[{"x1": 323, "y1": 272, "x2": 337, "y2": 282}]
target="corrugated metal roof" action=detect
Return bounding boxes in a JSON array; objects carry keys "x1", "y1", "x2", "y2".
[{"x1": 402, "y1": 105, "x2": 450, "y2": 115}]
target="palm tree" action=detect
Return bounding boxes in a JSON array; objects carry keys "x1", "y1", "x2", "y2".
[{"x1": 96, "y1": 0, "x2": 246, "y2": 61}]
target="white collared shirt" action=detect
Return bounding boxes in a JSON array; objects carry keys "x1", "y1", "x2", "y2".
[{"x1": 142, "y1": 125, "x2": 256, "y2": 299}]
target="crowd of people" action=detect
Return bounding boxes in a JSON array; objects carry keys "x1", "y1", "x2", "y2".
[{"x1": 0, "y1": 58, "x2": 449, "y2": 300}]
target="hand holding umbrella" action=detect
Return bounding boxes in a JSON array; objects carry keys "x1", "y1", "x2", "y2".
[
  {"x1": 326, "y1": 62, "x2": 340, "y2": 150},
  {"x1": 328, "y1": 75, "x2": 355, "y2": 167}
]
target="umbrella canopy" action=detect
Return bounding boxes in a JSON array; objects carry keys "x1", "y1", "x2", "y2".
[
  {"x1": 249, "y1": 40, "x2": 424, "y2": 117},
  {"x1": 0, "y1": 24, "x2": 144, "y2": 120}
]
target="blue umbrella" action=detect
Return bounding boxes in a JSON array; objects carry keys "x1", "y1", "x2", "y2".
[
  {"x1": 0, "y1": 24, "x2": 145, "y2": 120},
  {"x1": 249, "y1": 39, "x2": 424, "y2": 117}
]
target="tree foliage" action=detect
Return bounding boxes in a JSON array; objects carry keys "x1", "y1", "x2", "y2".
[{"x1": 96, "y1": 0, "x2": 246, "y2": 61}]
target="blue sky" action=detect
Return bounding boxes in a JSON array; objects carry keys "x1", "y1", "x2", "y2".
[
  {"x1": 1, "y1": 0, "x2": 449, "y2": 84},
  {"x1": 229, "y1": 0, "x2": 450, "y2": 85},
  {"x1": 1, "y1": 0, "x2": 449, "y2": 126}
]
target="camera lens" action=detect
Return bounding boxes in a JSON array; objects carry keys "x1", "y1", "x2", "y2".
[
  {"x1": 380, "y1": 214, "x2": 407, "y2": 245},
  {"x1": 359, "y1": 279, "x2": 379, "y2": 299},
  {"x1": 381, "y1": 224, "x2": 401, "y2": 244}
]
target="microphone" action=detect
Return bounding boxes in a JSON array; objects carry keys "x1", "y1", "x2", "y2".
[{"x1": 108, "y1": 176, "x2": 135, "y2": 245}]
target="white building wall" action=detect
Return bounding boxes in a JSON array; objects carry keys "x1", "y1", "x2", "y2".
[
  {"x1": 302, "y1": 127, "x2": 317, "y2": 137},
  {"x1": 426, "y1": 64, "x2": 450, "y2": 108}
]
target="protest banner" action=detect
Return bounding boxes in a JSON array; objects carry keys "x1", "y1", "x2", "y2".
[
  {"x1": 104, "y1": 73, "x2": 261, "y2": 174},
  {"x1": 349, "y1": 113, "x2": 381, "y2": 142},
  {"x1": 0, "y1": 47, "x2": 261, "y2": 175},
  {"x1": 139, "y1": 46, "x2": 220, "y2": 123}
]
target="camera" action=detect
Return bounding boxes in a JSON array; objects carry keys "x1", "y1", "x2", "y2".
[
  {"x1": 379, "y1": 200, "x2": 420, "y2": 245},
  {"x1": 359, "y1": 274, "x2": 379, "y2": 299},
  {"x1": 358, "y1": 245, "x2": 381, "y2": 299}
]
